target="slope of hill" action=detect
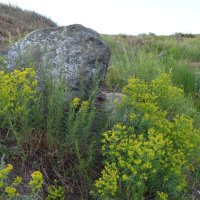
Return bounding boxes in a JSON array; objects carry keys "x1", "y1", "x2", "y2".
[{"x1": 0, "y1": 3, "x2": 57, "y2": 50}]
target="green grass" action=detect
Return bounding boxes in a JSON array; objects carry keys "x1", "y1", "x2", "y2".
[{"x1": 103, "y1": 34, "x2": 200, "y2": 108}]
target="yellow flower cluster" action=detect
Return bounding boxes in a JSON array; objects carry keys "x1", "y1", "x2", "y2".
[
  {"x1": 29, "y1": 171, "x2": 44, "y2": 192},
  {"x1": 122, "y1": 74, "x2": 200, "y2": 159},
  {"x1": 72, "y1": 97, "x2": 89, "y2": 111},
  {"x1": 0, "y1": 164, "x2": 13, "y2": 188},
  {"x1": 0, "y1": 163, "x2": 66, "y2": 199},
  {"x1": 0, "y1": 68, "x2": 38, "y2": 118},
  {"x1": 5, "y1": 186, "x2": 19, "y2": 198},
  {"x1": 93, "y1": 74, "x2": 200, "y2": 199},
  {"x1": 97, "y1": 124, "x2": 188, "y2": 198},
  {"x1": 0, "y1": 164, "x2": 20, "y2": 198},
  {"x1": 72, "y1": 97, "x2": 80, "y2": 109},
  {"x1": 95, "y1": 163, "x2": 118, "y2": 198},
  {"x1": 151, "y1": 73, "x2": 184, "y2": 112}
]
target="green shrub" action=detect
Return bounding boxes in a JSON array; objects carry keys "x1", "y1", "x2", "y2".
[
  {"x1": 0, "y1": 68, "x2": 38, "y2": 148},
  {"x1": 0, "y1": 68, "x2": 37, "y2": 121},
  {"x1": 92, "y1": 74, "x2": 200, "y2": 200}
]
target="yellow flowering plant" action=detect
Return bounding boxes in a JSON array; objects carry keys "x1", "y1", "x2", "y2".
[
  {"x1": 29, "y1": 171, "x2": 44, "y2": 192},
  {"x1": 0, "y1": 163, "x2": 20, "y2": 199},
  {"x1": 72, "y1": 97, "x2": 80, "y2": 109},
  {"x1": 65, "y1": 97, "x2": 93, "y2": 145},
  {"x1": 0, "y1": 68, "x2": 37, "y2": 111},
  {"x1": 92, "y1": 74, "x2": 200, "y2": 199},
  {"x1": 0, "y1": 160, "x2": 67, "y2": 199},
  {"x1": 0, "y1": 67, "x2": 38, "y2": 151},
  {"x1": 0, "y1": 68, "x2": 38, "y2": 127}
]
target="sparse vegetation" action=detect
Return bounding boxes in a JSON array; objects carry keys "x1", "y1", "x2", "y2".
[{"x1": 0, "y1": 3, "x2": 200, "y2": 200}]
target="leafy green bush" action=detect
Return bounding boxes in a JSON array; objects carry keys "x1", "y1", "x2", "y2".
[{"x1": 92, "y1": 74, "x2": 200, "y2": 200}]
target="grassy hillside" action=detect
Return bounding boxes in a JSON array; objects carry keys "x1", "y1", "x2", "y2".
[
  {"x1": 0, "y1": 4, "x2": 200, "y2": 200},
  {"x1": 0, "y1": 3, "x2": 57, "y2": 50}
]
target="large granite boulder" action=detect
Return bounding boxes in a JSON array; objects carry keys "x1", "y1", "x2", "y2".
[{"x1": 1, "y1": 24, "x2": 110, "y2": 98}]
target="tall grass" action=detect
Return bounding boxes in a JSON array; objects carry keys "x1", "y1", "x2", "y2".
[
  {"x1": 102, "y1": 34, "x2": 200, "y2": 111},
  {"x1": 0, "y1": 62, "x2": 117, "y2": 198}
]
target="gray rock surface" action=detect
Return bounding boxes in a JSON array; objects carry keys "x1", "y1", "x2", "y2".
[
  {"x1": 1, "y1": 24, "x2": 110, "y2": 98},
  {"x1": 98, "y1": 92, "x2": 123, "y2": 118}
]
